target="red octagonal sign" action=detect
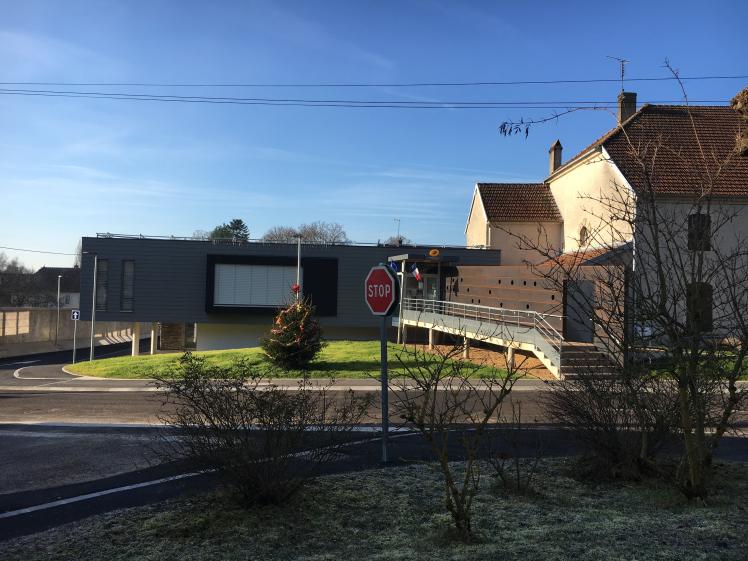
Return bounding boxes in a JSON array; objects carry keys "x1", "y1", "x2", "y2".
[{"x1": 365, "y1": 265, "x2": 398, "y2": 316}]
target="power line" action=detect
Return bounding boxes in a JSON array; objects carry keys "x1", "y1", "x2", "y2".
[
  {"x1": 0, "y1": 88, "x2": 730, "y2": 110},
  {"x1": 0, "y1": 87, "x2": 727, "y2": 106},
  {"x1": 0, "y1": 74, "x2": 745, "y2": 88},
  {"x1": 0, "y1": 246, "x2": 78, "y2": 256}
]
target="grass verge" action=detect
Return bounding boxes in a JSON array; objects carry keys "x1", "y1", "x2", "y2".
[
  {"x1": 64, "y1": 340, "x2": 505, "y2": 380},
  {"x1": 3, "y1": 458, "x2": 746, "y2": 561}
]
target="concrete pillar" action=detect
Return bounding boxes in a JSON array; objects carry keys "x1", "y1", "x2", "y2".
[
  {"x1": 428, "y1": 328, "x2": 434, "y2": 350},
  {"x1": 131, "y1": 322, "x2": 141, "y2": 356},
  {"x1": 507, "y1": 346, "x2": 515, "y2": 370},
  {"x1": 463, "y1": 337, "x2": 470, "y2": 359},
  {"x1": 150, "y1": 322, "x2": 158, "y2": 355},
  {"x1": 402, "y1": 325, "x2": 407, "y2": 346}
]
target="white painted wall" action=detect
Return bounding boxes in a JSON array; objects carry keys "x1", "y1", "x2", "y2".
[{"x1": 548, "y1": 149, "x2": 634, "y2": 252}]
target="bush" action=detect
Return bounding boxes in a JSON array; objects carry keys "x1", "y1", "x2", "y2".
[
  {"x1": 390, "y1": 341, "x2": 523, "y2": 542},
  {"x1": 262, "y1": 298, "x2": 325, "y2": 369},
  {"x1": 544, "y1": 372, "x2": 678, "y2": 481},
  {"x1": 156, "y1": 353, "x2": 372, "y2": 505}
]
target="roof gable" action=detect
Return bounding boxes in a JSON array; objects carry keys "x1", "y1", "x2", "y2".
[{"x1": 477, "y1": 183, "x2": 562, "y2": 223}]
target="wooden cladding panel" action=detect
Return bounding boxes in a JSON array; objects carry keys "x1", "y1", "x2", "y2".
[{"x1": 446, "y1": 265, "x2": 562, "y2": 317}]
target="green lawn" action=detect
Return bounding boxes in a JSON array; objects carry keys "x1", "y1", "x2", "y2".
[
  {"x1": 3, "y1": 459, "x2": 746, "y2": 561},
  {"x1": 65, "y1": 340, "x2": 502, "y2": 380}
]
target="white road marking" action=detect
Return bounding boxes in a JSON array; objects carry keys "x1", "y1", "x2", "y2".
[
  {"x1": 0, "y1": 471, "x2": 205, "y2": 520},
  {"x1": 0, "y1": 359, "x2": 40, "y2": 367},
  {"x1": 0, "y1": 430, "x2": 417, "y2": 520}
]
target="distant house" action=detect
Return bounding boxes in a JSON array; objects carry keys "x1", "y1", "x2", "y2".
[{"x1": 0, "y1": 266, "x2": 80, "y2": 308}]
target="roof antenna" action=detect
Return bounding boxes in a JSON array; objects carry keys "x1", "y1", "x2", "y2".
[{"x1": 606, "y1": 55, "x2": 629, "y2": 92}]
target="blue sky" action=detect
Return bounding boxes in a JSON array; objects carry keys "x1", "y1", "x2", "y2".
[{"x1": 1, "y1": 0, "x2": 745, "y2": 269}]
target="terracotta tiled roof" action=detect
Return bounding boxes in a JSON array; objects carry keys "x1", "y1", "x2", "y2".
[
  {"x1": 477, "y1": 183, "x2": 562, "y2": 223},
  {"x1": 555, "y1": 105, "x2": 748, "y2": 197}
]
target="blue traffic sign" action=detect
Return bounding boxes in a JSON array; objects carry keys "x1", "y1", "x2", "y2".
[{"x1": 71, "y1": 310, "x2": 81, "y2": 321}]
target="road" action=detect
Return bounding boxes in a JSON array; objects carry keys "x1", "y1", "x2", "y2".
[{"x1": 1, "y1": 345, "x2": 746, "y2": 541}]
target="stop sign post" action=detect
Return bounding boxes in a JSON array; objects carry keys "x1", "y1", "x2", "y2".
[{"x1": 365, "y1": 264, "x2": 398, "y2": 463}]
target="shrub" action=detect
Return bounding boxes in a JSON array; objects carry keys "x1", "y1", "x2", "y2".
[
  {"x1": 390, "y1": 340, "x2": 523, "y2": 542},
  {"x1": 156, "y1": 353, "x2": 372, "y2": 505},
  {"x1": 262, "y1": 298, "x2": 325, "y2": 370}
]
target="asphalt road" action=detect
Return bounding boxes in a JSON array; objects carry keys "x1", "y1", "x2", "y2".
[{"x1": 1, "y1": 345, "x2": 746, "y2": 542}]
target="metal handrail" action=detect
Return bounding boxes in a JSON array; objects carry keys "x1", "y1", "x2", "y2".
[{"x1": 402, "y1": 298, "x2": 564, "y2": 367}]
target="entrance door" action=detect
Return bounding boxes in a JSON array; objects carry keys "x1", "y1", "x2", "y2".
[
  {"x1": 564, "y1": 280, "x2": 595, "y2": 343},
  {"x1": 423, "y1": 275, "x2": 439, "y2": 300}
]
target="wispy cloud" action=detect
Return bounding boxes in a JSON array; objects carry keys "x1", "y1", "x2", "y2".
[
  {"x1": 258, "y1": 4, "x2": 395, "y2": 71},
  {"x1": 0, "y1": 30, "x2": 121, "y2": 79}
]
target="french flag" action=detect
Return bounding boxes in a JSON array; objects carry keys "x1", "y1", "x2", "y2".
[{"x1": 410, "y1": 264, "x2": 422, "y2": 281}]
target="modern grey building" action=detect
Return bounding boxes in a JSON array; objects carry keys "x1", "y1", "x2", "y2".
[{"x1": 79, "y1": 235, "x2": 500, "y2": 352}]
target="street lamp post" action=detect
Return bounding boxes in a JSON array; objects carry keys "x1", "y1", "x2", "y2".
[
  {"x1": 90, "y1": 255, "x2": 98, "y2": 361},
  {"x1": 55, "y1": 274, "x2": 62, "y2": 346}
]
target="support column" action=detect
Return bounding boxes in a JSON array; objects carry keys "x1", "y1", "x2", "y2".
[
  {"x1": 507, "y1": 346, "x2": 515, "y2": 370},
  {"x1": 150, "y1": 322, "x2": 158, "y2": 355},
  {"x1": 402, "y1": 325, "x2": 407, "y2": 345},
  {"x1": 428, "y1": 328, "x2": 434, "y2": 350},
  {"x1": 463, "y1": 337, "x2": 470, "y2": 359},
  {"x1": 131, "y1": 322, "x2": 141, "y2": 356}
]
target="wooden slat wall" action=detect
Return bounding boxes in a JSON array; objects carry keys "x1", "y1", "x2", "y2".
[{"x1": 446, "y1": 265, "x2": 563, "y2": 330}]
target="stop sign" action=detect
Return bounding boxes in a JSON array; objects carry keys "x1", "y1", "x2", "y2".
[{"x1": 365, "y1": 265, "x2": 398, "y2": 315}]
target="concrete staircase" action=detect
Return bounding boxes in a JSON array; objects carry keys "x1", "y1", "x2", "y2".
[{"x1": 560, "y1": 342, "x2": 616, "y2": 378}]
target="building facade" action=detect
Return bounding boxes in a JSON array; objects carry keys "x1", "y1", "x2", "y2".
[{"x1": 79, "y1": 236, "x2": 500, "y2": 351}]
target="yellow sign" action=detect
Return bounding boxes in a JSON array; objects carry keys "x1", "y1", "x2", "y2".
[{"x1": 428, "y1": 248, "x2": 440, "y2": 257}]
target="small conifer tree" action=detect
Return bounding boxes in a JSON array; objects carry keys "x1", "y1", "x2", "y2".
[{"x1": 262, "y1": 294, "x2": 324, "y2": 370}]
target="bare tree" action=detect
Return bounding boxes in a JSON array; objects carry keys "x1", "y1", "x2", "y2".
[
  {"x1": 191, "y1": 229, "x2": 210, "y2": 241},
  {"x1": 73, "y1": 240, "x2": 82, "y2": 267},
  {"x1": 261, "y1": 225, "x2": 299, "y2": 242},
  {"x1": 262, "y1": 221, "x2": 350, "y2": 244},
  {"x1": 390, "y1": 336, "x2": 524, "y2": 541},
  {"x1": 497, "y1": 74, "x2": 748, "y2": 498},
  {"x1": 383, "y1": 235, "x2": 413, "y2": 247},
  {"x1": 296, "y1": 221, "x2": 349, "y2": 244}
]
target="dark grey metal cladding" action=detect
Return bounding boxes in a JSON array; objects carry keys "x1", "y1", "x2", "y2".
[{"x1": 79, "y1": 237, "x2": 500, "y2": 327}]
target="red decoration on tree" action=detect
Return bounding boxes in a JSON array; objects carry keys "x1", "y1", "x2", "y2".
[
  {"x1": 261, "y1": 298, "x2": 324, "y2": 370},
  {"x1": 291, "y1": 283, "x2": 301, "y2": 295}
]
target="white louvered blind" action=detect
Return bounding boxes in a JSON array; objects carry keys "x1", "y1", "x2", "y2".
[{"x1": 214, "y1": 264, "x2": 300, "y2": 307}]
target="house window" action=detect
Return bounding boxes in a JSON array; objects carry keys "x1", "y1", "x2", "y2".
[
  {"x1": 687, "y1": 282, "x2": 713, "y2": 332},
  {"x1": 121, "y1": 260, "x2": 135, "y2": 312},
  {"x1": 214, "y1": 264, "x2": 300, "y2": 307},
  {"x1": 688, "y1": 213, "x2": 711, "y2": 251},
  {"x1": 95, "y1": 259, "x2": 109, "y2": 311},
  {"x1": 579, "y1": 226, "x2": 589, "y2": 246}
]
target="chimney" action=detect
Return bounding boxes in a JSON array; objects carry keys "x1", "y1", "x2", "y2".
[
  {"x1": 549, "y1": 139, "x2": 562, "y2": 174},
  {"x1": 617, "y1": 91, "x2": 637, "y2": 124}
]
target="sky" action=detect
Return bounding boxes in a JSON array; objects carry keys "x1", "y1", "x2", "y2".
[{"x1": 1, "y1": 0, "x2": 745, "y2": 270}]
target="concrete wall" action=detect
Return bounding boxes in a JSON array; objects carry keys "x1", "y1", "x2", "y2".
[{"x1": 0, "y1": 307, "x2": 141, "y2": 346}]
